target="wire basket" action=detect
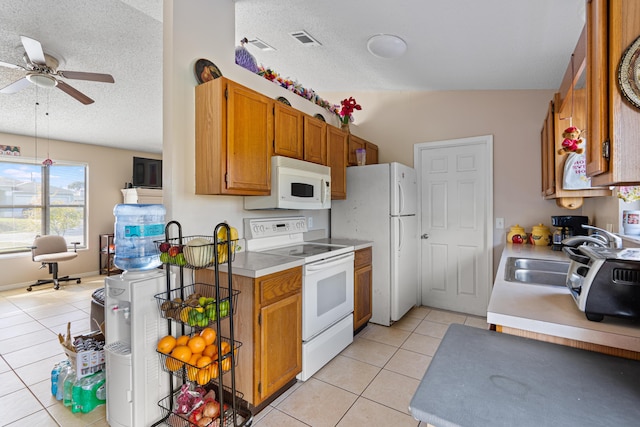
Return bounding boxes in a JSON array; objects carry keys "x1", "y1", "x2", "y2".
[
  {"x1": 155, "y1": 283, "x2": 239, "y2": 326},
  {"x1": 158, "y1": 384, "x2": 252, "y2": 427},
  {"x1": 155, "y1": 235, "x2": 238, "y2": 269},
  {"x1": 157, "y1": 336, "x2": 242, "y2": 383}
]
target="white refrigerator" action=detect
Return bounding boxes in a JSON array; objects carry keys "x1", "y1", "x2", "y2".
[{"x1": 331, "y1": 163, "x2": 419, "y2": 326}]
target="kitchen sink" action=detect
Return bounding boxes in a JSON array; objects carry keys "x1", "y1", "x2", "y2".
[{"x1": 504, "y1": 257, "x2": 570, "y2": 286}]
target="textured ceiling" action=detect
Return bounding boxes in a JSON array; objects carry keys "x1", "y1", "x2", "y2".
[
  {"x1": 0, "y1": 0, "x2": 163, "y2": 153},
  {"x1": 235, "y1": 0, "x2": 586, "y2": 92},
  {"x1": 0, "y1": 0, "x2": 586, "y2": 154}
]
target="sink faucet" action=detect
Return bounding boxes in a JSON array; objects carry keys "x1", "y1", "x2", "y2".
[
  {"x1": 561, "y1": 235, "x2": 608, "y2": 248},
  {"x1": 581, "y1": 224, "x2": 623, "y2": 249},
  {"x1": 561, "y1": 225, "x2": 623, "y2": 249}
]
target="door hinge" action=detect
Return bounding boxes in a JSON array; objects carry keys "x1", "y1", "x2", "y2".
[
  {"x1": 225, "y1": 173, "x2": 228, "y2": 183},
  {"x1": 225, "y1": 88, "x2": 228, "y2": 99},
  {"x1": 258, "y1": 382, "x2": 261, "y2": 394},
  {"x1": 603, "y1": 140, "x2": 610, "y2": 161},
  {"x1": 258, "y1": 313, "x2": 261, "y2": 326}
]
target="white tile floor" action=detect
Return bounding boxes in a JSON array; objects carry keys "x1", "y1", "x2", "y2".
[{"x1": 0, "y1": 276, "x2": 488, "y2": 426}]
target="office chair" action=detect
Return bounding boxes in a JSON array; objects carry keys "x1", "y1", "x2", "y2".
[{"x1": 28, "y1": 235, "x2": 82, "y2": 291}]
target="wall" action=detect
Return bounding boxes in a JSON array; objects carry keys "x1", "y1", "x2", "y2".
[{"x1": 0, "y1": 132, "x2": 160, "y2": 289}]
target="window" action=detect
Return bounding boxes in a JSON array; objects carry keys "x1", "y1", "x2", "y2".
[{"x1": 0, "y1": 159, "x2": 87, "y2": 254}]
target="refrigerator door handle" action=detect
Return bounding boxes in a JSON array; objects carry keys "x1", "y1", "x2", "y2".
[
  {"x1": 398, "y1": 182, "x2": 404, "y2": 214},
  {"x1": 398, "y1": 219, "x2": 404, "y2": 250}
]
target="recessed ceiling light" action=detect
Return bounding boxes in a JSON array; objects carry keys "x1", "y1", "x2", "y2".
[{"x1": 367, "y1": 34, "x2": 407, "y2": 59}]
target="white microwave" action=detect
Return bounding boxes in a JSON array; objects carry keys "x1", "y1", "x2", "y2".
[{"x1": 244, "y1": 156, "x2": 331, "y2": 210}]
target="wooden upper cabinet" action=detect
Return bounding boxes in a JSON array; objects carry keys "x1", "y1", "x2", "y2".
[
  {"x1": 541, "y1": 99, "x2": 555, "y2": 197},
  {"x1": 274, "y1": 102, "x2": 303, "y2": 159},
  {"x1": 365, "y1": 142, "x2": 379, "y2": 164},
  {"x1": 303, "y1": 115, "x2": 327, "y2": 165},
  {"x1": 347, "y1": 134, "x2": 366, "y2": 166},
  {"x1": 327, "y1": 126, "x2": 348, "y2": 199},
  {"x1": 195, "y1": 78, "x2": 273, "y2": 195},
  {"x1": 587, "y1": 0, "x2": 640, "y2": 185}
]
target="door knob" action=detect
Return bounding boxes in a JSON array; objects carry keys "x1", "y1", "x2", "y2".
[{"x1": 421, "y1": 233, "x2": 429, "y2": 239}]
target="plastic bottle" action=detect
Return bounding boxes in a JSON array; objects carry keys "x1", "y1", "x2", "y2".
[
  {"x1": 71, "y1": 376, "x2": 86, "y2": 413},
  {"x1": 113, "y1": 204, "x2": 166, "y2": 271},
  {"x1": 81, "y1": 371, "x2": 106, "y2": 413},
  {"x1": 50, "y1": 360, "x2": 68, "y2": 396},
  {"x1": 56, "y1": 363, "x2": 72, "y2": 401},
  {"x1": 63, "y1": 369, "x2": 76, "y2": 407}
]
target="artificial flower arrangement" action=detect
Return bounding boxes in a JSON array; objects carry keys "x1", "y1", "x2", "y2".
[
  {"x1": 617, "y1": 186, "x2": 640, "y2": 203},
  {"x1": 257, "y1": 65, "x2": 343, "y2": 116},
  {"x1": 339, "y1": 97, "x2": 362, "y2": 125}
]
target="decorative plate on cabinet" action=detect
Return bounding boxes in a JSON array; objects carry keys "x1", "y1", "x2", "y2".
[
  {"x1": 276, "y1": 96, "x2": 291, "y2": 106},
  {"x1": 314, "y1": 114, "x2": 326, "y2": 122},
  {"x1": 194, "y1": 58, "x2": 222, "y2": 85},
  {"x1": 618, "y1": 35, "x2": 640, "y2": 110}
]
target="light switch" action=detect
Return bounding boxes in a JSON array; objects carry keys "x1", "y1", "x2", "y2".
[{"x1": 495, "y1": 218, "x2": 504, "y2": 229}]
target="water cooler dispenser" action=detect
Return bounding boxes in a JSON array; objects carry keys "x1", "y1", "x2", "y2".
[{"x1": 105, "y1": 270, "x2": 168, "y2": 427}]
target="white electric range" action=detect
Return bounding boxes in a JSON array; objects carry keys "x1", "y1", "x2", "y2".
[{"x1": 244, "y1": 217, "x2": 354, "y2": 380}]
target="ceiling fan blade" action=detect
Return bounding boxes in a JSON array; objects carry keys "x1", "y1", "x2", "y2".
[
  {"x1": 20, "y1": 36, "x2": 47, "y2": 65},
  {"x1": 0, "y1": 60, "x2": 25, "y2": 70},
  {"x1": 56, "y1": 81, "x2": 94, "y2": 105},
  {"x1": 0, "y1": 77, "x2": 31, "y2": 94},
  {"x1": 58, "y1": 70, "x2": 115, "y2": 83}
]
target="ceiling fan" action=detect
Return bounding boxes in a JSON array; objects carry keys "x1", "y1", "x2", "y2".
[{"x1": 0, "y1": 35, "x2": 114, "y2": 105}]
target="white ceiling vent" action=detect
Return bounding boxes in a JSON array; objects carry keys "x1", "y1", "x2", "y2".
[
  {"x1": 289, "y1": 30, "x2": 322, "y2": 46},
  {"x1": 248, "y1": 38, "x2": 276, "y2": 51}
]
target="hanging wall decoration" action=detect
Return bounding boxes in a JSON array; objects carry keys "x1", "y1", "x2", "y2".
[{"x1": 618, "y1": 35, "x2": 640, "y2": 110}]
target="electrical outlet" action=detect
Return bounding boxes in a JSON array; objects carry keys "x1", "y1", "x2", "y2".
[
  {"x1": 495, "y1": 218, "x2": 505, "y2": 229},
  {"x1": 308, "y1": 217, "x2": 313, "y2": 228}
]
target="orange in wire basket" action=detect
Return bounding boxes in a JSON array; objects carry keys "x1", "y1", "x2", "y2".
[
  {"x1": 199, "y1": 327, "x2": 217, "y2": 346},
  {"x1": 188, "y1": 336, "x2": 206, "y2": 354}
]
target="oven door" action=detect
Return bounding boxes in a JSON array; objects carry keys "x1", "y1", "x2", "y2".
[{"x1": 302, "y1": 252, "x2": 354, "y2": 341}]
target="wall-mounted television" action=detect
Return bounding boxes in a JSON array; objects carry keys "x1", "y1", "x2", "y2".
[{"x1": 132, "y1": 156, "x2": 162, "y2": 188}]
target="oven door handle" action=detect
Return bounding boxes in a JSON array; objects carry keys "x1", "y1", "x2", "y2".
[{"x1": 305, "y1": 252, "x2": 354, "y2": 271}]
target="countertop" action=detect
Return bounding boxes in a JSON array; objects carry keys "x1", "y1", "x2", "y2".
[
  {"x1": 409, "y1": 324, "x2": 640, "y2": 427},
  {"x1": 487, "y1": 244, "x2": 640, "y2": 352},
  {"x1": 215, "y1": 251, "x2": 304, "y2": 278}
]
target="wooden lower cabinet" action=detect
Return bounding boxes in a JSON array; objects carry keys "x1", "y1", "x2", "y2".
[
  {"x1": 196, "y1": 266, "x2": 302, "y2": 410},
  {"x1": 353, "y1": 247, "x2": 372, "y2": 331}
]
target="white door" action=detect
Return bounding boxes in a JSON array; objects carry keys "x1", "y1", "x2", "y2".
[
  {"x1": 390, "y1": 215, "x2": 419, "y2": 320},
  {"x1": 414, "y1": 135, "x2": 493, "y2": 316}
]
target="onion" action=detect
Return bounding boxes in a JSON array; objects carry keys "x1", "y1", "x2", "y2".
[
  {"x1": 202, "y1": 401, "x2": 220, "y2": 419},
  {"x1": 198, "y1": 417, "x2": 213, "y2": 427}
]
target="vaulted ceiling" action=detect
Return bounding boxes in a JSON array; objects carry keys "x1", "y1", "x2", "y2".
[{"x1": 0, "y1": 0, "x2": 585, "y2": 153}]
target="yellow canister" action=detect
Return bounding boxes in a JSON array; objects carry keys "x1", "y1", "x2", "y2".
[
  {"x1": 507, "y1": 224, "x2": 527, "y2": 244},
  {"x1": 530, "y1": 223, "x2": 552, "y2": 246}
]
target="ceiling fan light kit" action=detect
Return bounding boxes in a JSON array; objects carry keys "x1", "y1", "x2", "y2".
[
  {"x1": 0, "y1": 35, "x2": 114, "y2": 104},
  {"x1": 367, "y1": 34, "x2": 407, "y2": 59},
  {"x1": 26, "y1": 73, "x2": 57, "y2": 88}
]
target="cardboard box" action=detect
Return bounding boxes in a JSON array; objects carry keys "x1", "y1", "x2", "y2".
[{"x1": 61, "y1": 331, "x2": 105, "y2": 379}]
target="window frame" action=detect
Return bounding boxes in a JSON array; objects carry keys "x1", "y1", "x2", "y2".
[{"x1": 0, "y1": 157, "x2": 88, "y2": 254}]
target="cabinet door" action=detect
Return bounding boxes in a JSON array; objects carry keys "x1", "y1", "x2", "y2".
[
  {"x1": 259, "y1": 292, "x2": 302, "y2": 401},
  {"x1": 353, "y1": 247, "x2": 372, "y2": 331},
  {"x1": 541, "y1": 100, "x2": 555, "y2": 197},
  {"x1": 327, "y1": 126, "x2": 348, "y2": 199},
  {"x1": 274, "y1": 102, "x2": 303, "y2": 159},
  {"x1": 226, "y1": 81, "x2": 273, "y2": 194},
  {"x1": 586, "y1": 0, "x2": 609, "y2": 178},
  {"x1": 303, "y1": 115, "x2": 327, "y2": 165},
  {"x1": 347, "y1": 134, "x2": 366, "y2": 166},
  {"x1": 365, "y1": 142, "x2": 379, "y2": 164}
]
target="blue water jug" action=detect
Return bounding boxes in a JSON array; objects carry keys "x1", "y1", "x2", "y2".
[{"x1": 113, "y1": 204, "x2": 166, "y2": 271}]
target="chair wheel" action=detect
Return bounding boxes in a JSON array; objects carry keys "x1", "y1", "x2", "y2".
[
  {"x1": 26, "y1": 287, "x2": 32, "y2": 292},
  {"x1": 54, "y1": 285, "x2": 60, "y2": 290},
  {"x1": 76, "y1": 279, "x2": 81, "y2": 284}
]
